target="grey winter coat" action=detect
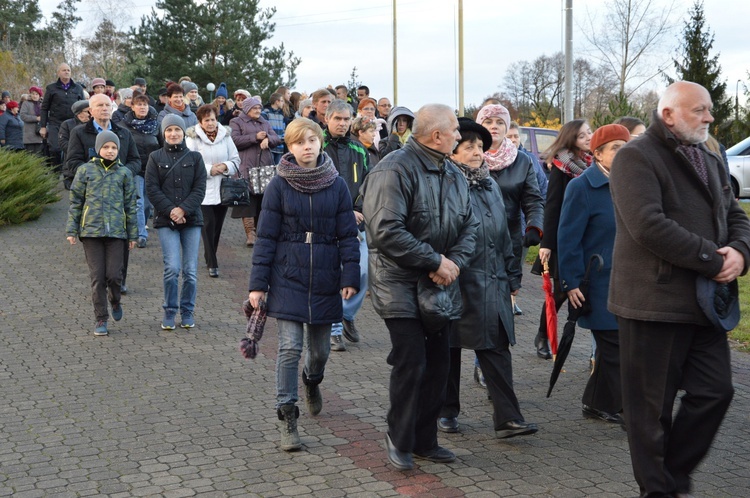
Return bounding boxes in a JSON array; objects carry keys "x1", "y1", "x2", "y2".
[
  {"x1": 362, "y1": 138, "x2": 479, "y2": 320},
  {"x1": 19, "y1": 100, "x2": 43, "y2": 145}
]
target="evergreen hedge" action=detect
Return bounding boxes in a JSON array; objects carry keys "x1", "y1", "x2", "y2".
[{"x1": 0, "y1": 149, "x2": 60, "y2": 226}]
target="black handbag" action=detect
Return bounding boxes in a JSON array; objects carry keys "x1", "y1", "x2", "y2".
[
  {"x1": 417, "y1": 275, "x2": 457, "y2": 332},
  {"x1": 220, "y1": 174, "x2": 251, "y2": 206}
]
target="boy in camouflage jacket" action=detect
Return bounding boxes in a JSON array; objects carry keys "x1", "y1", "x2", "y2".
[{"x1": 66, "y1": 130, "x2": 138, "y2": 336}]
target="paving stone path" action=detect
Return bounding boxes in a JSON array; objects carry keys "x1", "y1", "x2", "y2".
[{"x1": 1, "y1": 196, "x2": 749, "y2": 497}]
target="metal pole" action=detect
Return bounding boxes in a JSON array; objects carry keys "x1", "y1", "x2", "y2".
[
  {"x1": 458, "y1": 0, "x2": 464, "y2": 117},
  {"x1": 736, "y1": 79, "x2": 741, "y2": 122},
  {"x1": 564, "y1": 0, "x2": 573, "y2": 123},
  {"x1": 393, "y1": 0, "x2": 398, "y2": 106}
]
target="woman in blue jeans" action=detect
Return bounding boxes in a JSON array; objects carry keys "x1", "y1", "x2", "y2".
[
  {"x1": 145, "y1": 114, "x2": 207, "y2": 330},
  {"x1": 248, "y1": 118, "x2": 360, "y2": 452}
]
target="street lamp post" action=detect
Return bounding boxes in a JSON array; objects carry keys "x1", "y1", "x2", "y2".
[
  {"x1": 207, "y1": 82, "x2": 216, "y2": 103},
  {"x1": 736, "y1": 79, "x2": 742, "y2": 122}
]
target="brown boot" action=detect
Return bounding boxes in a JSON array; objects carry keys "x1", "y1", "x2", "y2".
[{"x1": 242, "y1": 217, "x2": 256, "y2": 246}]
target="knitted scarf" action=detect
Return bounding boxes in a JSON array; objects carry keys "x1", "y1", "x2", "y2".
[
  {"x1": 170, "y1": 102, "x2": 187, "y2": 113},
  {"x1": 129, "y1": 116, "x2": 158, "y2": 135},
  {"x1": 396, "y1": 128, "x2": 412, "y2": 146},
  {"x1": 204, "y1": 128, "x2": 218, "y2": 143},
  {"x1": 484, "y1": 137, "x2": 518, "y2": 171},
  {"x1": 277, "y1": 152, "x2": 339, "y2": 194},
  {"x1": 454, "y1": 161, "x2": 492, "y2": 190},
  {"x1": 552, "y1": 148, "x2": 593, "y2": 178}
]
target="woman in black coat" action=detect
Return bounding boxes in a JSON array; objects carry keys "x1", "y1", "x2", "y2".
[
  {"x1": 536, "y1": 119, "x2": 593, "y2": 358},
  {"x1": 248, "y1": 118, "x2": 360, "y2": 452},
  {"x1": 437, "y1": 118, "x2": 538, "y2": 439},
  {"x1": 145, "y1": 114, "x2": 206, "y2": 331}
]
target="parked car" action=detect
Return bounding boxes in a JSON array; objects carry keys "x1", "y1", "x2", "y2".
[
  {"x1": 727, "y1": 136, "x2": 750, "y2": 198},
  {"x1": 519, "y1": 126, "x2": 558, "y2": 165}
]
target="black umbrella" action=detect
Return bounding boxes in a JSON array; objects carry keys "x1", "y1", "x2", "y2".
[{"x1": 546, "y1": 254, "x2": 604, "y2": 398}]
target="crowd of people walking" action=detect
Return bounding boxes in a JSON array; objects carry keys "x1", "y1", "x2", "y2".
[{"x1": 7, "y1": 64, "x2": 744, "y2": 497}]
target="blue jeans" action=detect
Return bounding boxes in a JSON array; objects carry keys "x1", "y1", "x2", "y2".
[
  {"x1": 276, "y1": 319, "x2": 331, "y2": 408},
  {"x1": 157, "y1": 226, "x2": 201, "y2": 316},
  {"x1": 135, "y1": 175, "x2": 147, "y2": 239},
  {"x1": 331, "y1": 231, "x2": 368, "y2": 337}
]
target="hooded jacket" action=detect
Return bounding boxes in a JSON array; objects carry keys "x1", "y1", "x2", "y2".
[
  {"x1": 185, "y1": 124, "x2": 240, "y2": 205},
  {"x1": 66, "y1": 157, "x2": 138, "y2": 241},
  {"x1": 378, "y1": 106, "x2": 415, "y2": 159}
]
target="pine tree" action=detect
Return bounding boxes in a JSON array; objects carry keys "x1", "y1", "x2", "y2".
[
  {"x1": 671, "y1": 1, "x2": 731, "y2": 134},
  {"x1": 130, "y1": 0, "x2": 299, "y2": 99}
]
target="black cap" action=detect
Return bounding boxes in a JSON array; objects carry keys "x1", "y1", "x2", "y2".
[
  {"x1": 134, "y1": 77, "x2": 147, "y2": 86},
  {"x1": 157, "y1": 87, "x2": 168, "y2": 96},
  {"x1": 105, "y1": 79, "x2": 116, "y2": 87}
]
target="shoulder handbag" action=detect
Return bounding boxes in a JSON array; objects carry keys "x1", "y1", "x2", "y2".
[
  {"x1": 220, "y1": 173, "x2": 250, "y2": 206},
  {"x1": 248, "y1": 148, "x2": 277, "y2": 195}
]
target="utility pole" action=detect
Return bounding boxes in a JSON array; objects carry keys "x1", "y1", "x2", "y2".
[
  {"x1": 393, "y1": 0, "x2": 398, "y2": 106},
  {"x1": 457, "y1": 0, "x2": 464, "y2": 117},
  {"x1": 564, "y1": 0, "x2": 573, "y2": 123}
]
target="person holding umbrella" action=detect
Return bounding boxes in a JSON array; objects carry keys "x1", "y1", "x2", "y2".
[
  {"x1": 437, "y1": 118, "x2": 538, "y2": 439},
  {"x1": 556, "y1": 124, "x2": 630, "y2": 425}
]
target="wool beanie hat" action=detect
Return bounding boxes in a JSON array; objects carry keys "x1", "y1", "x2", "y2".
[
  {"x1": 590, "y1": 124, "x2": 630, "y2": 152},
  {"x1": 242, "y1": 97, "x2": 262, "y2": 114},
  {"x1": 71, "y1": 100, "x2": 89, "y2": 115},
  {"x1": 91, "y1": 78, "x2": 106, "y2": 88},
  {"x1": 6, "y1": 101, "x2": 19, "y2": 110},
  {"x1": 134, "y1": 77, "x2": 147, "y2": 86},
  {"x1": 181, "y1": 81, "x2": 198, "y2": 93},
  {"x1": 29, "y1": 86, "x2": 43, "y2": 97},
  {"x1": 476, "y1": 104, "x2": 511, "y2": 131},
  {"x1": 118, "y1": 88, "x2": 133, "y2": 101},
  {"x1": 161, "y1": 114, "x2": 187, "y2": 136},
  {"x1": 95, "y1": 130, "x2": 120, "y2": 154},
  {"x1": 216, "y1": 82, "x2": 228, "y2": 99}
]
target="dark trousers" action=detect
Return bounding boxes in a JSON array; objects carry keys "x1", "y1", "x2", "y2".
[
  {"x1": 385, "y1": 318, "x2": 450, "y2": 454},
  {"x1": 201, "y1": 204, "x2": 229, "y2": 268},
  {"x1": 81, "y1": 237, "x2": 124, "y2": 321},
  {"x1": 619, "y1": 318, "x2": 733, "y2": 497},
  {"x1": 441, "y1": 326, "x2": 523, "y2": 428},
  {"x1": 121, "y1": 240, "x2": 129, "y2": 287},
  {"x1": 582, "y1": 329, "x2": 621, "y2": 414},
  {"x1": 46, "y1": 122, "x2": 62, "y2": 171}
]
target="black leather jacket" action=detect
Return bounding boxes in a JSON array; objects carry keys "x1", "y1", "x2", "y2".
[{"x1": 362, "y1": 138, "x2": 479, "y2": 319}]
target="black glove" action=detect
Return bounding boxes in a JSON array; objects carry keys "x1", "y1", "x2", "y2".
[{"x1": 523, "y1": 228, "x2": 541, "y2": 247}]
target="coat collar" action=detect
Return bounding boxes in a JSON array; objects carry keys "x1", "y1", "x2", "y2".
[{"x1": 582, "y1": 162, "x2": 609, "y2": 188}]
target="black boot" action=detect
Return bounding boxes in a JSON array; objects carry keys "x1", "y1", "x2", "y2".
[
  {"x1": 302, "y1": 371, "x2": 323, "y2": 416},
  {"x1": 534, "y1": 332, "x2": 552, "y2": 359}
]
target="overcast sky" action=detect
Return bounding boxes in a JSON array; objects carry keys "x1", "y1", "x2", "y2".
[{"x1": 39, "y1": 0, "x2": 750, "y2": 110}]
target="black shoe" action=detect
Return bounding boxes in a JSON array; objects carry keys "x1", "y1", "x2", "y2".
[
  {"x1": 208, "y1": 268, "x2": 219, "y2": 278},
  {"x1": 582, "y1": 405, "x2": 625, "y2": 425},
  {"x1": 534, "y1": 334, "x2": 552, "y2": 359},
  {"x1": 473, "y1": 365, "x2": 487, "y2": 388},
  {"x1": 413, "y1": 446, "x2": 456, "y2": 463},
  {"x1": 513, "y1": 303, "x2": 523, "y2": 315},
  {"x1": 438, "y1": 417, "x2": 459, "y2": 433},
  {"x1": 385, "y1": 433, "x2": 413, "y2": 470},
  {"x1": 495, "y1": 420, "x2": 538, "y2": 439},
  {"x1": 342, "y1": 318, "x2": 360, "y2": 342}
]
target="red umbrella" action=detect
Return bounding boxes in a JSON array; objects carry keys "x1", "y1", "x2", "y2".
[{"x1": 542, "y1": 261, "x2": 558, "y2": 357}]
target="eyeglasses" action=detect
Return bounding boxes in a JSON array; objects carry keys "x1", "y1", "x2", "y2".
[
  {"x1": 378, "y1": 104, "x2": 392, "y2": 108},
  {"x1": 362, "y1": 107, "x2": 375, "y2": 112}
]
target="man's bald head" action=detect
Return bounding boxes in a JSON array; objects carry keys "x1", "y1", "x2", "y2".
[
  {"x1": 412, "y1": 104, "x2": 460, "y2": 154},
  {"x1": 57, "y1": 63, "x2": 72, "y2": 82},
  {"x1": 88, "y1": 94, "x2": 112, "y2": 124},
  {"x1": 657, "y1": 81, "x2": 714, "y2": 144}
]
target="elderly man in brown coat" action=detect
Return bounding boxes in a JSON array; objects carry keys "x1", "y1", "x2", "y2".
[{"x1": 609, "y1": 81, "x2": 750, "y2": 497}]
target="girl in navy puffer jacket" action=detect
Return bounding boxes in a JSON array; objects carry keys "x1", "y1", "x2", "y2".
[{"x1": 248, "y1": 118, "x2": 360, "y2": 452}]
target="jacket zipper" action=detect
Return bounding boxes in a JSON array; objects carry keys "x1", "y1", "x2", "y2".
[
  {"x1": 307, "y1": 194, "x2": 314, "y2": 322},
  {"x1": 81, "y1": 205, "x2": 89, "y2": 228}
]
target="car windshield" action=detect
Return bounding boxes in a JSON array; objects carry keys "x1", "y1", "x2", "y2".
[{"x1": 726, "y1": 136, "x2": 750, "y2": 156}]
